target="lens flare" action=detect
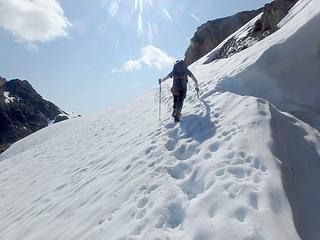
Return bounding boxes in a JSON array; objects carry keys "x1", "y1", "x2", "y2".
[
  {"x1": 163, "y1": 8, "x2": 172, "y2": 21},
  {"x1": 138, "y1": 13, "x2": 143, "y2": 37},
  {"x1": 103, "y1": 0, "x2": 174, "y2": 42}
]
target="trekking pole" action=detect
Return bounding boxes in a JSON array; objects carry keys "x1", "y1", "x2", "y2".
[{"x1": 158, "y1": 79, "x2": 162, "y2": 121}]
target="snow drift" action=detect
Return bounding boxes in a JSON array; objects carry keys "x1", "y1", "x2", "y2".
[{"x1": 1, "y1": 0, "x2": 320, "y2": 239}]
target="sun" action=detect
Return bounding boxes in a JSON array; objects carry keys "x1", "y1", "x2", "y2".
[{"x1": 102, "y1": 0, "x2": 174, "y2": 42}]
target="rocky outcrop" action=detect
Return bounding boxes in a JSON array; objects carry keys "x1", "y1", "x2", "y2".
[
  {"x1": 184, "y1": 9, "x2": 263, "y2": 65},
  {"x1": 186, "y1": 0, "x2": 299, "y2": 65},
  {"x1": 0, "y1": 77, "x2": 5, "y2": 85},
  {"x1": 205, "y1": 0, "x2": 299, "y2": 63},
  {"x1": 0, "y1": 78, "x2": 78, "y2": 153},
  {"x1": 0, "y1": 77, "x2": 5, "y2": 95},
  {"x1": 254, "y1": 0, "x2": 299, "y2": 32}
]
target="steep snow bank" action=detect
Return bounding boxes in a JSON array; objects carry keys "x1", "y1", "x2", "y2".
[{"x1": 270, "y1": 106, "x2": 320, "y2": 239}]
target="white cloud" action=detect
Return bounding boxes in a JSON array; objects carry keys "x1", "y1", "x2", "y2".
[
  {"x1": 112, "y1": 59, "x2": 142, "y2": 73},
  {"x1": 0, "y1": 0, "x2": 71, "y2": 44},
  {"x1": 113, "y1": 45, "x2": 176, "y2": 73}
]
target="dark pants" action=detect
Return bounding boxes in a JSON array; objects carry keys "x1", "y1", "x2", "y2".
[{"x1": 171, "y1": 80, "x2": 187, "y2": 113}]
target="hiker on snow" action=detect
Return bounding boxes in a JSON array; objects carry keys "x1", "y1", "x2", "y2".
[{"x1": 159, "y1": 60, "x2": 199, "y2": 122}]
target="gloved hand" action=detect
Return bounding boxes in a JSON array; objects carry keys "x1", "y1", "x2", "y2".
[
  {"x1": 158, "y1": 79, "x2": 162, "y2": 85},
  {"x1": 195, "y1": 87, "x2": 199, "y2": 92}
]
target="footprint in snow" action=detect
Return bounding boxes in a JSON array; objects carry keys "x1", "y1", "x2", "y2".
[
  {"x1": 235, "y1": 207, "x2": 247, "y2": 222},
  {"x1": 135, "y1": 209, "x2": 146, "y2": 220},
  {"x1": 144, "y1": 145, "x2": 156, "y2": 155},
  {"x1": 148, "y1": 160, "x2": 156, "y2": 168},
  {"x1": 179, "y1": 169, "x2": 205, "y2": 200},
  {"x1": 137, "y1": 197, "x2": 148, "y2": 209},
  {"x1": 249, "y1": 191, "x2": 259, "y2": 210},
  {"x1": 215, "y1": 168, "x2": 225, "y2": 177},
  {"x1": 174, "y1": 142, "x2": 200, "y2": 161},
  {"x1": 165, "y1": 139, "x2": 176, "y2": 151},
  {"x1": 145, "y1": 184, "x2": 159, "y2": 195},
  {"x1": 209, "y1": 142, "x2": 220, "y2": 152},
  {"x1": 203, "y1": 152, "x2": 212, "y2": 160},
  {"x1": 214, "y1": 151, "x2": 269, "y2": 199},
  {"x1": 226, "y1": 151, "x2": 236, "y2": 160},
  {"x1": 219, "y1": 122, "x2": 244, "y2": 141},
  {"x1": 167, "y1": 162, "x2": 191, "y2": 180},
  {"x1": 160, "y1": 201, "x2": 185, "y2": 229}
]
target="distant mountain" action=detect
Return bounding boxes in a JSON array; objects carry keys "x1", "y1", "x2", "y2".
[
  {"x1": 185, "y1": 0, "x2": 298, "y2": 65},
  {"x1": 0, "y1": 77, "x2": 80, "y2": 153}
]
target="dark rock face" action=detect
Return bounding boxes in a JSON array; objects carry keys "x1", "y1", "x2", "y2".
[
  {"x1": 255, "y1": 0, "x2": 299, "y2": 32},
  {"x1": 54, "y1": 115, "x2": 69, "y2": 123},
  {"x1": 184, "y1": 9, "x2": 263, "y2": 65},
  {"x1": 205, "y1": 0, "x2": 299, "y2": 63},
  {"x1": 0, "y1": 78, "x2": 72, "y2": 153}
]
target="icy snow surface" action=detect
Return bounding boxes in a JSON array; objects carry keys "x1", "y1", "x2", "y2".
[{"x1": 1, "y1": 0, "x2": 320, "y2": 239}]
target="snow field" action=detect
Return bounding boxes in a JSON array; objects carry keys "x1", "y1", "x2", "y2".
[
  {"x1": 1, "y1": 0, "x2": 320, "y2": 239},
  {"x1": 0, "y1": 90, "x2": 302, "y2": 240}
]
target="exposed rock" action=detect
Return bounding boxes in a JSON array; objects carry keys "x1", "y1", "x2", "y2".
[
  {"x1": 0, "y1": 144, "x2": 11, "y2": 153},
  {"x1": 0, "y1": 77, "x2": 5, "y2": 96},
  {"x1": 184, "y1": 9, "x2": 263, "y2": 65},
  {"x1": 0, "y1": 77, "x2": 75, "y2": 153},
  {"x1": 206, "y1": 0, "x2": 299, "y2": 63},
  {"x1": 0, "y1": 76, "x2": 5, "y2": 86},
  {"x1": 255, "y1": 0, "x2": 299, "y2": 32},
  {"x1": 54, "y1": 115, "x2": 69, "y2": 123}
]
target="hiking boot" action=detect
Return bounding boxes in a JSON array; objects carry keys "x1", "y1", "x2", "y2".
[
  {"x1": 172, "y1": 108, "x2": 177, "y2": 118},
  {"x1": 174, "y1": 107, "x2": 182, "y2": 122}
]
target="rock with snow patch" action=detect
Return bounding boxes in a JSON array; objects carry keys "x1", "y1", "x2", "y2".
[
  {"x1": 0, "y1": 77, "x2": 75, "y2": 153},
  {"x1": 184, "y1": 9, "x2": 263, "y2": 66},
  {"x1": 255, "y1": 0, "x2": 299, "y2": 32},
  {"x1": 207, "y1": 0, "x2": 299, "y2": 62}
]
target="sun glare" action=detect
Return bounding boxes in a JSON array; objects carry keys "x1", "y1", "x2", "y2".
[{"x1": 103, "y1": 0, "x2": 177, "y2": 43}]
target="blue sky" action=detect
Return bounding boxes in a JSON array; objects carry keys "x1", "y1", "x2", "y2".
[{"x1": 0, "y1": 0, "x2": 270, "y2": 115}]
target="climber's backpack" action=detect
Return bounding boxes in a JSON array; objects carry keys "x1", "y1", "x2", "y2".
[{"x1": 173, "y1": 60, "x2": 188, "y2": 80}]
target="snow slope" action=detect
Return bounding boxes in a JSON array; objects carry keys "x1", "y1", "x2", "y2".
[
  {"x1": 1, "y1": 0, "x2": 320, "y2": 239},
  {"x1": 194, "y1": 0, "x2": 320, "y2": 118}
]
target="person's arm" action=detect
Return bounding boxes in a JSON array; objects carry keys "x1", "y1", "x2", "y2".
[
  {"x1": 159, "y1": 72, "x2": 173, "y2": 84},
  {"x1": 187, "y1": 70, "x2": 199, "y2": 90}
]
